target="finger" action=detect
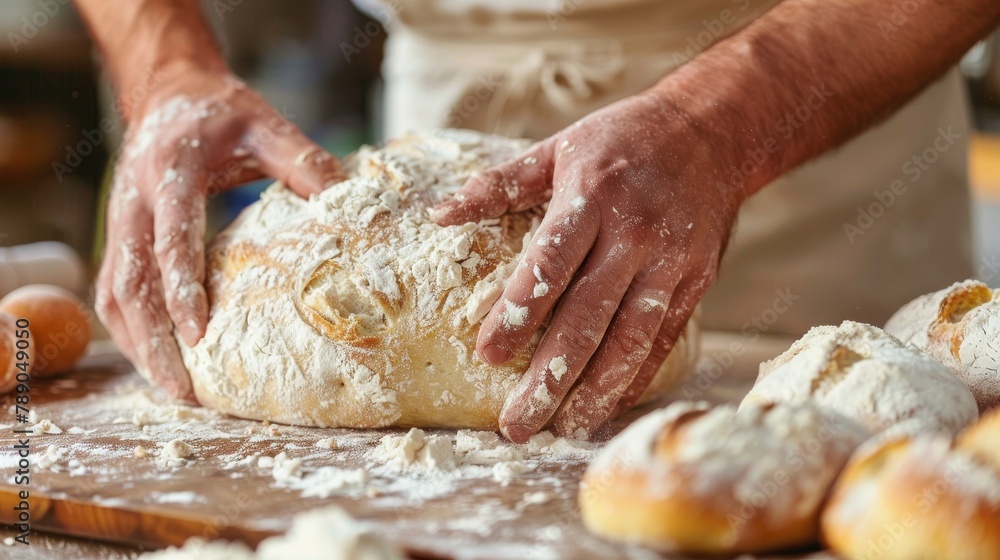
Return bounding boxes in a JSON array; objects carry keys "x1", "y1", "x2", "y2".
[
  {"x1": 95, "y1": 177, "x2": 141, "y2": 366},
  {"x1": 94, "y1": 258, "x2": 139, "y2": 367},
  {"x1": 475, "y1": 203, "x2": 601, "y2": 366},
  {"x1": 152, "y1": 160, "x2": 209, "y2": 346},
  {"x1": 432, "y1": 140, "x2": 554, "y2": 226},
  {"x1": 498, "y1": 239, "x2": 642, "y2": 443},
  {"x1": 251, "y1": 115, "x2": 343, "y2": 197},
  {"x1": 549, "y1": 281, "x2": 675, "y2": 440},
  {"x1": 202, "y1": 157, "x2": 269, "y2": 199},
  {"x1": 610, "y1": 277, "x2": 704, "y2": 419},
  {"x1": 112, "y1": 213, "x2": 195, "y2": 403}
]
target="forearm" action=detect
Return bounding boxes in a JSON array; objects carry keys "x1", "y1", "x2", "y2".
[
  {"x1": 654, "y1": 0, "x2": 1000, "y2": 199},
  {"x1": 73, "y1": 0, "x2": 227, "y2": 120}
]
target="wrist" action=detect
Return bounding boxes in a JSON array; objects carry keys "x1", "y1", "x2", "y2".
[
  {"x1": 638, "y1": 83, "x2": 759, "y2": 212},
  {"x1": 646, "y1": 59, "x2": 797, "y2": 204}
]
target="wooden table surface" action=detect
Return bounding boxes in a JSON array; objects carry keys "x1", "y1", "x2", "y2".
[{"x1": 1, "y1": 333, "x2": 839, "y2": 560}]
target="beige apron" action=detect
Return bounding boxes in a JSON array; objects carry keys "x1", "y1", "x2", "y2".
[{"x1": 370, "y1": 0, "x2": 974, "y2": 336}]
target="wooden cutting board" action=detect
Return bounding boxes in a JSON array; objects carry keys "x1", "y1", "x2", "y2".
[{"x1": 0, "y1": 333, "x2": 811, "y2": 559}]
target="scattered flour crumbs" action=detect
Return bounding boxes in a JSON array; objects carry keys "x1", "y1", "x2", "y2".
[
  {"x1": 246, "y1": 427, "x2": 598, "y2": 502},
  {"x1": 1, "y1": 380, "x2": 600, "y2": 556},
  {"x1": 139, "y1": 505, "x2": 405, "y2": 560}
]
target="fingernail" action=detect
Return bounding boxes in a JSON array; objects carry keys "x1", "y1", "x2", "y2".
[
  {"x1": 178, "y1": 320, "x2": 204, "y2": 347},
  {"x1": 503, "y1": 423, "x2": 534, "y2": 444},
  {"x1": 429, "y1": 202, "x2": 455, "y2": 221},
  {"x1": 480, "y1": 344, "x2": 510, "y2": 366}
]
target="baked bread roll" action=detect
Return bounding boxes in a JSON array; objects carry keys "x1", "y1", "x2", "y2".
[
  {"x1": 741, "y1": 321, "x2": 977, "y2": 440},
  {"x1": 181, "y1": 130, "x2": 698, "y2": 429},
  {"x1": 958, "y1": 408, "x2": 1000, "y2": 467},
  {"x1": 579, "y1": 401, "x2": 868, "y2": 555},
  {"x1": 885, "y1": 280, "x2": 1000, "y2": 412},
  {"x1": 821, "y1": 414, "x2": 1000, "y2": 560}
]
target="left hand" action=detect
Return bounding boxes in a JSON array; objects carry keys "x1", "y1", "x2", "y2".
[
  {"x1": 95, "y1": 64, "x2": 343, "y2": 401},
  {"x1": 433, "y1": 92, "x2": 744, "y2": 442}
]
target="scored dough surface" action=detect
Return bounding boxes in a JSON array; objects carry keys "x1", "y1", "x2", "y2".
[{"x1": 180, "y1": 130, "x2": 698, "y2": 429}]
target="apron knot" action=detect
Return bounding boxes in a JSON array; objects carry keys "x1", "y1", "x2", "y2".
[{"x1": 474, "y1": 43, "x2": 626, "y2": 137}]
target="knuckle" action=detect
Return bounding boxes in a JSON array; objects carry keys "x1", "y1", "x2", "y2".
[
  {"x1": 471, "y1": 167, "x2": 506, "y2": 193},
  {"x1": 618, "y1": 225, "x2": 649, "y2": 247},
  {"x1": 610, "y1": 322, "x2": 655, "y2": 362},
  {"x1": 533, "y1": 242, "x2": 573, "y2": 286},
  {"x1": 569, "y1": 272, "x2": 628, "y2": 314},
  {"x1": 644, "y1": 327, "x2": 674, "y2": 364},
  {"x1": 112, "y1": 267, "x2": 141, "y2": 302},
  {"x1": 94, "y1": 288, "x2": 115, "y2": 324},
  {"x1": 153, "y1": 228, "x2": 198, "y2": 271},
  {"x1": 153, "y1": 229, "x2": 185, "y2": 262},
  {"x1": 554, "y1": 313, "x2": 601, "y2": 355},
  {"x1": 111, "y1": 249, "x2": 151, "y2": 304}
]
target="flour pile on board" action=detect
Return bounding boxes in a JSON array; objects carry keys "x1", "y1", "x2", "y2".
[{"x1": 138, "y1": 505, "x2": 404, "y2": 559}]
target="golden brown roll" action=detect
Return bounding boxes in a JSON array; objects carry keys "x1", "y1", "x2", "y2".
[
  {"x1": 822, "y1": 414, "x2": 1000, "y2": 560},
  {"x1": 0, "y1": 313, "x2": 32, "y2": 394},
  {"x1": 579, "y1": 401, "x2": 868, "y2": 555},
  {"x1": 885, "y1": 280, "x2": 1000, "y2": 412},
  {"x1": 181, "y1": 130, "x2": 698, "y2": 429},
  {"x1": 958, "y1": 408, "x2": 1000, "y2": 467}
]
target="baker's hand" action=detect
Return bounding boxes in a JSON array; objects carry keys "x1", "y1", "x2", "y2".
[
  {"x1": 95, "y1": 62, "x2": 343, "y2": 401},
  {"x1": 433, "y1": 93, "x2": 743, "y2": 442}
]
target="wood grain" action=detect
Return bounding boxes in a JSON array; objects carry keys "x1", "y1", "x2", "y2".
[{"x1": 0, "y1": 332, "x2": 805, "y2": 559}]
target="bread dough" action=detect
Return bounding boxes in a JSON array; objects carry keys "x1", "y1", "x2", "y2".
[
  {"x1": 181, "y1": 130, "x2": 698, "y2": 429},
  {"x1": 579, "y1": 401, "x2": 868, "y2": 555},
  {"x1": 884, "y1": 280, "x2": 1000, "y2": 413},
  {"x1": 742, "y1": 321, "x2": 978, "y2": 440}
]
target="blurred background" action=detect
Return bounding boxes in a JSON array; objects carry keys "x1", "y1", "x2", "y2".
[{"x1": 0, "y1": 0, "x2": 998, "y2": 300}]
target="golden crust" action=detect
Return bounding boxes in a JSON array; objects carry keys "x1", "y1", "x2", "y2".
[
  {"x1": 580, "y1": 470, "x2": 821, "y2": 555},
  {"x1": 884, "y1": 280, "x2": 1000, "y2": 413},
  {"x1": 580, "y1": 402, "x2": 866, "y2": 555},
  {"x1": 822, "y1": 429, "x2": 1000, "y2": 560},
  {"x1": 958, "y1": 409, "x2": 1000, "y2": 467}
]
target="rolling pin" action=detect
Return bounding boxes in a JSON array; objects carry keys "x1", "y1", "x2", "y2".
[{"x1": 0, "y1": 242, "x2": 86, "y2": 299}]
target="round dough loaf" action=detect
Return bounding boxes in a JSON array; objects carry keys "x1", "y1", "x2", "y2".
[
  {"x1": 180, "y1": 130, "x2": 698, "y2": 429},
  {"x1": 821, "y1": 418, "x2": 1000, "y2": 560},
  {"x1": 741, "y1": 321, "x2": 977, "y2": 440},
  {"x1": 579, "y1": 401, "x2": 868, "y2": 555},
  {"x1": 884, "y1": 280, "x2": 1000, "y2": 413}
]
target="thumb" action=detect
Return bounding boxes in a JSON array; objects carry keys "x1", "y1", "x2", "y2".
[
  {"x1": 433, "y1": 139, "x2": 554, "y2": 226},
  {"x1": 253, "y1": 118, "x2": 344, "y2": 197}
]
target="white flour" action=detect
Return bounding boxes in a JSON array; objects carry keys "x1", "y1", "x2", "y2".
[
  {"x1": 180, "y1": 130, "x2": 549, "y2": 430},
  {"x1": 885, "y1": 280, "x2": 1000, "y2": 412},
  {"x1": 28, "y1": 418, "x2": 63, "y2": 435},
  {"x1": 35, "y1": 445, "x2": 67, "y2": 471},
  {"x1": 138, "y1": 505, "x2": 404, "y2": 560},
  {"x1": 745, "y1": 321, "x2": 979, "y2": 440}
]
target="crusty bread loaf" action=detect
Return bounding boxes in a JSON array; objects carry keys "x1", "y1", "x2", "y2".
[
  {"x1": 180, "y1": 130, "x2": 698, "y2": 429},
  {"x1": 822, "y1": 412, "x2": 1000, "y2": 560},
  {"x1": 579, "y1": 401, "x2": 868, "y2": 555},
  {"x1": 741, "y1": 321, "x2": 978, "y2": 440},
  {"x1": 885, "y1": 280, "x2": 1000, "y2": 412}
]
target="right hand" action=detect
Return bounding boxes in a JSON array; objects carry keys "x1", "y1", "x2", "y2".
[{"x1": 95, "y1": 62, "x2": 343, "y2": 401}]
